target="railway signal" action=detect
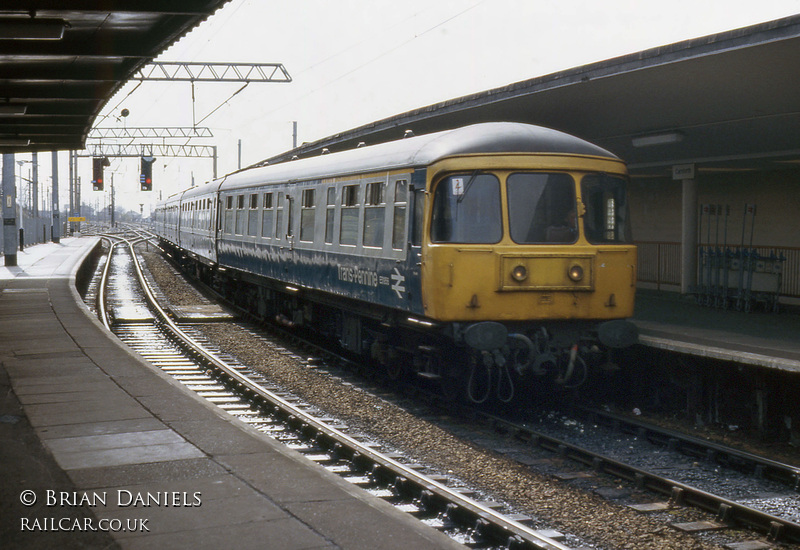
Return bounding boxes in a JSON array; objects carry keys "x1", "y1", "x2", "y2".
[
  {"x1": 92, "y1": 156, "x2": 109, "y2": 191},
  {"x1": 140, "y1": 156, "x2": 155, "y2": 191}
]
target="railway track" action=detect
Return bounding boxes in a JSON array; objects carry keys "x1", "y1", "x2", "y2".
[
  {"x1": 218, "y1": 317, "x2": 800, "y2": 549},
  {"x1": 576, "y1": 407, "x2": 800, "y2": 493},
  {"x1": 470, "y1": 408, "x2": 800, "y2": 545},
  {"x1": 89, "y1": 233, "x2": 577, "y2": 550},
  {"x1": 218, "y1": 323, "x2": 800, "y2": 550},
  {"x1": 86, "y1": 229, "x2": 800, "y2": 548},
  {"x1": 148, "y1": 251, "x2": 800, "y2": 549}
]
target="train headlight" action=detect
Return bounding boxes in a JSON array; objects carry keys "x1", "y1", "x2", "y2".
[
  {"x1": 511, "y1": 264, "x2": 528, "y2": 282},
  {"x1": 568, "y1": 264, "x2": 584, "y2": 282}
]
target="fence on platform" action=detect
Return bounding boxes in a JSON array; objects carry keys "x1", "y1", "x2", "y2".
[
  {"x1": 635, "y1": 241, "x2": 682, "y2": 291},
  {"x1": 0, "y1": 209, "x2": 55, "y2": 254},
  {"x1": 635, "y1": 241, "x2": 800, "y2": 300}
]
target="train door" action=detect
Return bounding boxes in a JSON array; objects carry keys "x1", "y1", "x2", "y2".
[
  {"x1": 384, "y1": 174, "x2": 411, "y2": 311},
  {"x1": 210, "y1": 193, "x2": 219, "y2": 263},
  {"x1": 286, "y1": 193, "x2": 295, "y2": 246},
  {"x1": 404, "y1": 168, "x2": 427, "y2": 315},
  {"x1": 177, "y1": 196, "x2": 184, "y2": 249}
]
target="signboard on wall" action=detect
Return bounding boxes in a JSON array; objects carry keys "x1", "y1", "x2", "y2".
[{"x1": 672, "y1": 164, "x2": 695, "y2": 180}]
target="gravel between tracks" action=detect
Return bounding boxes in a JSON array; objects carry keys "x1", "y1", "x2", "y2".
[{"x1": 140, "y1": 250, "x2": 723, "y2": 550}]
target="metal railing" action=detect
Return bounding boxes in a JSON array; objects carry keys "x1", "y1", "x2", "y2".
[
  {"x1": 635, "y1": 241, "x2": 800, "y2": 299},
  {"x1": 635, "y1": 241, "x2": 682, "y2": 291}
]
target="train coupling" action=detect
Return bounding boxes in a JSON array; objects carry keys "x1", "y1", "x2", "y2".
[
  {"x1": 458, "y1": 319, "x2": 638, "y2": 383},
  {"x1": 461, "y1": 321, "x2": 534, "y2": 376},
  {"x1": 460, "y1": 322, "x2": 532, "y2": 372}
]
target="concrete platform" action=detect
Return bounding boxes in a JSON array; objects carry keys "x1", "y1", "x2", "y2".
[
  {"x1": 1, "y1": 238, "x2": 461, "y2": 550},
  {"x1": 632, "y1": 288, "x2": 800, "y2": 372}
]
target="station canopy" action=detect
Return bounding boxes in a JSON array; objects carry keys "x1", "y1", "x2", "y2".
[
  {"x1": 0, "y1": 1, "x2": 231, "y2": 154},
  {"x1": 263, "y1": 15, "x2": 800, "y2": 179}
]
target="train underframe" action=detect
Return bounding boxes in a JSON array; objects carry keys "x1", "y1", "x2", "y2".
[{"x1": 167, "y1": 245, "x2": 635, "y2": 405}]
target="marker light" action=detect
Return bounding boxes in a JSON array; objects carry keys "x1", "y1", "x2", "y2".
[
  {"x1": 568, "y1": 265, "x2": 584, "y2": 282},
  {"x1": 511, "y1": 264, "x2": 528, "y2": 282}
]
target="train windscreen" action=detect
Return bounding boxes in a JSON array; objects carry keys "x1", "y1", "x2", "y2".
[
  {"x1": 581, "y1": 174, "x2": 632, "y2": 244},
  {"x1": 431, "y1": 173, "x2": 502, "y2": 243},
  {"x1": 507, "y1": 172, "x2": 576, "y2": 244}
]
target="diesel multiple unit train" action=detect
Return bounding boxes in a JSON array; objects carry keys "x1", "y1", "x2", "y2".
[{"x1": 153, "y1": 122, "x2": 638, "y2": 404}]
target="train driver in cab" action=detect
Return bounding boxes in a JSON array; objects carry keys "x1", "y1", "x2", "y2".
[{"x1": 545, "y1": 208, "x2": 578, "y2": 242}]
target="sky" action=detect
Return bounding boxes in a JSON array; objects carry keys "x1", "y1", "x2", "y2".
[{"x1": 16, "y1": 0, "x2": 800, "y2": 217}]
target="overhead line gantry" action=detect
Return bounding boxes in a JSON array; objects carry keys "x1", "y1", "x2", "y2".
[
  {"x1": 133, "y1": 62, "x2": 291, "y2": 83},
  {"x1": 88, "y1": 127, "x2": 214, "y2": 139}
]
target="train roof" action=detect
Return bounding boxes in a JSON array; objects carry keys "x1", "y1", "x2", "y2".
[
  {"x1": 156, "y1": 123, "x2": 620, "y2": 206},
  {"x1": 215, "y1": 122, "x2": 619, "y2": 192}
]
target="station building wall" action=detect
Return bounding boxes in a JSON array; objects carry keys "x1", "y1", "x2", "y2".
[{"x1": 629, "y1": 168, "x2": 800, "y2": 298}]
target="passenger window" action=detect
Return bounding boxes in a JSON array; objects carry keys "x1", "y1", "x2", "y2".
[
  {"x1": 235, "y1": 194, "x2": 246, "y2": 235},
  {"x1": 340, "y1": 184, "x2": 359, "y2": 246},
  {"x1": 363, "y1": 182, "x2": 384, "y2": 248},
  {"x1": 224, "y1": 195, "x2": 234, "y2": 234},
  {"x1": 324, "y1": 187, "x2": 335, "y2": 244},
  {"x1": 343, "y1": 185, "x2": 358, "y2": 206},
  {"x1": 300, "y1": 189, "x2": 315, "y2": 242},
  {"x1": 392, "y1": 180, "x2": 407, "y2": 250},
  {"x1": 261, "y1": 192, "x2": 273, "y2": 238}
]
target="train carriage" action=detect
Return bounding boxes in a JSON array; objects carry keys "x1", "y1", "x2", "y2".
[
  {"x1": 177, "y1": 183, "x2": 219, "y2": 265},
  {"x1": 156, "y1": 122, "x2": 637, "y2": 403},
  {"x1": 153, "y1": 192, "x2": 181, "y2": 247}
]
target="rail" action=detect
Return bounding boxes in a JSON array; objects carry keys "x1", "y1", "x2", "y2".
[{"x1": 480, "y1": 409, "x2": 800, "y2": 543}]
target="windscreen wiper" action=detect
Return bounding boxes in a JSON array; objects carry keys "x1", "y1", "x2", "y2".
[{"x1": 456, "y1": 170, "x2": 481, "y2": 203}]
